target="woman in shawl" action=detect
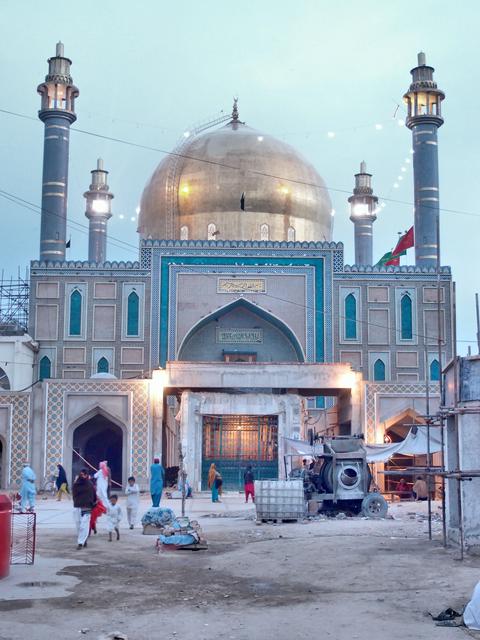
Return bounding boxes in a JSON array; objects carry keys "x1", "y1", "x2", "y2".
[
  {"x1": 150, "y1": 457, "x2": 165, "y2": 507},
  {"x1": 94, "y1": 460, "x2": 110, "y2": 506},
  {"x1": 55, "y1": 463, "x2": 70, "y2": 501},
  {"x1": 207, "y1": 463, "x2": 222, "y2": 503}
]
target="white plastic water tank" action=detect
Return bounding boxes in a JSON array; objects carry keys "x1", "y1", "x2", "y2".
[{"x1": 254, "y1": 480, "x2": 305, "y2": 520}]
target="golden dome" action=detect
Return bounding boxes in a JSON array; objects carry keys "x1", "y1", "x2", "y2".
[{"x1": 138, "y1": 119, "x2": 333, "y2": 242}]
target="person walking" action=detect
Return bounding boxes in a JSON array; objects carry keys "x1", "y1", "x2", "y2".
[
  {"x1": 125, "y1": 476, "x2": 140, "y2": 529},
  {"x1": 244, "y1": 464, "x2": 255, "y2": 503},
  {"x1": 55, "y1": 463, "x2": 69, "y2": 501},
  {"x1": 89, "y1": 498, "x2": 106, "y2": 535},
  {"x1": 106, "y1": 494, "x2": 122, "y2": 541},
  {"x1": 20, "y1": 462, "x2": 36, "y2": 512},
  {"x1": 208, "y1": 463, "x2": 222, "y2": 503},
  {"x1": 72, "y1": 469, "x2": 96, "y2": 549},
  {"x1": 94, "y1": 460, "x2": 110, "y2": 506},
  {"x1": 150, "y1": 458, "x2": 165, "y2": 507}
]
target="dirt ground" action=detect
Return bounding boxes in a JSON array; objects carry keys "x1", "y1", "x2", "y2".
[{"x1": 0, "y1": 497, "x2": 479, "y2": 640}]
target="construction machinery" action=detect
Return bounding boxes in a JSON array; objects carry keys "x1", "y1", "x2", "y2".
[{"x1": 287, "y1": 435, "x2": 388, "y2": 518}]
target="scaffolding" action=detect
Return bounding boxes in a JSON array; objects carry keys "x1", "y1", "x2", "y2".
[{"x1": 0, "y1": 269, "x2": 29, "y2": 334}]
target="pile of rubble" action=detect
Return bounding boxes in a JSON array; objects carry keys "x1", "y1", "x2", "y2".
[{"x1": 141, "y1": 507, "x2": 207, "y2": 550}]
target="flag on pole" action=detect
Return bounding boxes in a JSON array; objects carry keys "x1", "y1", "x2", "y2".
[
  {"x1": 375, "y1": 249, "x2": 406, "y2": 267},
  {"x1": 392, "y1": 226, "x2": 414, "y2": 256}
]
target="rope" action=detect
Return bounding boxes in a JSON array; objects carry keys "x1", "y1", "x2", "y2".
[{"x1": 71, "y1": 447, "x2": 123, "y2": 488}]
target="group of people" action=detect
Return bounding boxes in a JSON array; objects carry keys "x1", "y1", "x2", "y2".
[
  {"x1": 72, "y1": 461, "x2": 141, "y2": 549},
  {"x1": 207, "y1": 463, "x2": 256, "y2": 503},
  {"x1": 19, "y1": 457, "x2": 256, "y2": 548},
  {"x1": 396, "y1": 476, "x2": 429, "y2": 501}
]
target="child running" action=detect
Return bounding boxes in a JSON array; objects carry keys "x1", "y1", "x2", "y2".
[
  {"x1": 125, "y1": 476, "x2": 140, "y2": 530},
  {"x1": 106, "y1": 494, "x2": 122, "y2": 541}
]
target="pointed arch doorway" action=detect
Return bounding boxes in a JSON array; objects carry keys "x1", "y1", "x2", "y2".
[{"x1": 72, "y1": 414, "x2": 124, "y2": 486}]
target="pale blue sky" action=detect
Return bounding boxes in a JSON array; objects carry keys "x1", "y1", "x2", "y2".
[{"x1": 0, "y1": 0, "x2": 479, "y2": 352}]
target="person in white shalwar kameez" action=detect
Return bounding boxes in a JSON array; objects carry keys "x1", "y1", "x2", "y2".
[
  {"x1": 94, "y1": 460, "x2": 110, "y2": 507},
  {"x1": 125, "y1": 476, "x2": 140, "y2": 529},
  {"x1": 106, "y1": 494, "x2": 122, "y2": 541}
]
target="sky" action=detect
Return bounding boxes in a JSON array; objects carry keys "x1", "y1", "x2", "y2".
[{"x1": 0, "y1": 0, "x2": 479, "y2": 354}]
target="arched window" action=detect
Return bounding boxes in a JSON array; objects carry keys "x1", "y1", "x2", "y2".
[
  {"x1": 97, "y1": 357, "x2": 109, "y2": 374},
  {"x1": 69, "y1": 290, "x2": 82, "y2": 336},
  {"x1": 287, "y1": 226, "x2": 296, "y2": 242},
  {"x1": 400, "y1": 293, "x2": 413, "y2": 340},
  {"x1": 180, "y1": 225, "x2": 188, "y2": 240},
  {"x1": 207, "y1": 223, "x2": 216, "y2": 240},
  {"x1": 260, "y1": 224, "x2": 269, "y2": 241},
  {"x1": 39, "y1": 356, "x2": 51, "y2": 380},
  {"x1": 127, "y1": 291, "x2": 139, "y2": 336},
  {"x1": 344, "y1": 293, "x2": 357, "y2": 340},
  {"x1": 430, "y1": 358, "x2": 440, "y2": 382},
  {"x1": 0, "y1": 367, "x2": 10, "y2": 390},
  {"x1": 373, "y1": 358, "x2": 386, "y2": 381}
]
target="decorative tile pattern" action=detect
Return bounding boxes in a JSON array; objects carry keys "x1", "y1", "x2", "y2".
[
  {"x1": 0, "y1": 393, "x2": 30, "y2": 486},
  {"x1": 45, "y1": 380, "x2": 150, "y2": 480},
  {"x1": 148, "y1": 243, "x2": 335, "y2": 368},
  {"x1": 364, "y1": 381, "x2": 439, "y2": 443}
]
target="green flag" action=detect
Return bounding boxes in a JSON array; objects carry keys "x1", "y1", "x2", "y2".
[{"x1": 375, "y1": 250, "x2": 406, "y2": 267}]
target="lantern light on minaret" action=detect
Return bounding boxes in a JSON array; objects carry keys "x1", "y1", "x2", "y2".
[
  {"x1": 348, "y1": 161, "x2": 378, "y2": 266},
  {"x1": 403, "y1": 52, "x2": 445, "y2": 268},
  {"x1": 84, "y1": 159, "x2": 114, "y2": 263}
]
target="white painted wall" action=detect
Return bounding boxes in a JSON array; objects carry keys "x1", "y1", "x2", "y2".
[{"x1": 0, "y1": 334, "x2": 36, "y2": 390}]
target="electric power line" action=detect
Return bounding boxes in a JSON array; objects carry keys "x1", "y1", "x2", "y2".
[{"x1": 1, "y1": 106, "x2": 480, "y2": 220}]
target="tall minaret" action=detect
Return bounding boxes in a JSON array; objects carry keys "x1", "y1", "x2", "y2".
[
  {"x1": 403, "y1": 52, "x2": 445, "y2": 268},
  {"x1": 348, "y1": 161, "x2": 378, "y2": 266},
  {"x1": 84, "y1": 159, "x2": 114, "y2": 263},
  {"x1": 37, "y1": 42, "x2": 79, "y2": 262}
]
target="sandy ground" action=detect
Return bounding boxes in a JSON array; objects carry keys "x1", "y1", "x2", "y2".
[{"x1": 0, "y1": 493, "x2": 479, "y2": 640}]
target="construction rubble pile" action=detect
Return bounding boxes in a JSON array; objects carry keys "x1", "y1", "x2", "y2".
[{"x1": 141, "y1": 507, "x2": 207, "y2": 550}]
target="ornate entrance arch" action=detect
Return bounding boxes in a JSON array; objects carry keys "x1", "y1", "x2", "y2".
[
  {"x1": 178, "y1": 298, "x2": 305, "y2": 362},
  {"x1": 67, "y1": 407, "x2": 127, "y2": 486}
]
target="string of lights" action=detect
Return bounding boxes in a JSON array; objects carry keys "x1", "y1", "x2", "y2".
[{"x1": 1, "y1": 106, "x2": 480, "y2": 221}]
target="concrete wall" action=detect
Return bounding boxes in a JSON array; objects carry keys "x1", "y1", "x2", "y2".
[
  {"x1": 0, "y1": 335, "x2": 36, "y2": 390},
  {"x1": 445, "y1": 356, "x2": 480, "y2": 549}
]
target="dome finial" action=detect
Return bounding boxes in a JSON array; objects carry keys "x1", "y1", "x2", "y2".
[{"x1": 232, "y1": 97, "x2": 239, "y2": 122}]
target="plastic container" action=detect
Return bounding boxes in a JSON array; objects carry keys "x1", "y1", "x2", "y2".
[
  {"x1": 254, "y1": 480, "x2": 305, "y2": 520},
  {"x1": 0, "y1": 495, "x2": 12, "y2": 579}
]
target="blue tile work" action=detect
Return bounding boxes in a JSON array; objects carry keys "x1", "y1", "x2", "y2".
[{"x1": 144, "y1": 240, "x2": 336, "y2": 369}]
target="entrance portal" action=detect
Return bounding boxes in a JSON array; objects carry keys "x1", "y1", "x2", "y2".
[
  {"x1": 202, "y1": 415, "x2": 278, "y2": 490},
  {"x1": 72, "y1": 415, "x2": 123, "y2": 486}
]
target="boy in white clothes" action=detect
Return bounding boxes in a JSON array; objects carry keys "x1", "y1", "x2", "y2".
[
  {"x1": 125, "y1": 476, "x2": 140, "y2": 530},
  {"x1": 106, "y1": 494, "x2": 122, "y2": 541}
]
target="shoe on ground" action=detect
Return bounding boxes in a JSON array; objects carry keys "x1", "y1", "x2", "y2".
[
  {"x1": 129, "y1": 525, "x2": 134, "y2": 530},
  {"x1": 76, "y1": 544, "x2": 82, "y2": 550}
]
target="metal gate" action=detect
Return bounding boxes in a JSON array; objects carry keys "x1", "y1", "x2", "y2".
[
  {"x1": 202, "y1": 414, "x2": 278, "y2": 490},
  {"x1": 11, "y1": 512, "x2": 36, "y2": 565}
]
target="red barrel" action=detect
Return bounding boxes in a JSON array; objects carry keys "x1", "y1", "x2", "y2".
[{"x1": 0, "y1": 494, "x2": 12, "y2": 579}]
